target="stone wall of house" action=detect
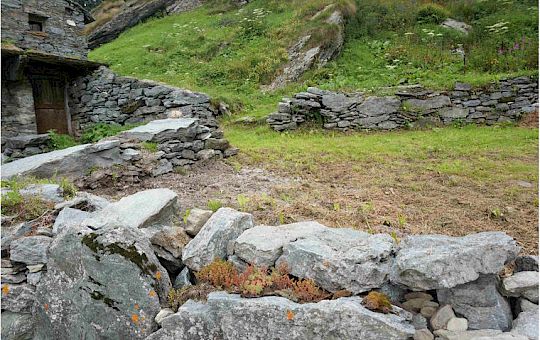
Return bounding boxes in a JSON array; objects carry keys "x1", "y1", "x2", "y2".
[
  {"x1": 68, "y1": 66, "x2": 220, "y2": 135},
  {"x1": 1, "y1": 0, "x2": 89, "y2": 59},
  {"x1": 1, "y1": 78, "x2": 37, "y2": 138},
  {"x1": 267, "y1": 76, "x2": 539, "y2": 131}
]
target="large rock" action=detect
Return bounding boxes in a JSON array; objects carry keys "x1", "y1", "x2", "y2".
[
  {"x1": 234, "y1": 222, "x2": 395, "y2": 293},
  {"x1": 146, "y1": 292, "x2": 415, "y2": 340},
  {"x1": 404, "y1": 96, "x2": 451, "y2": 111},
  {"x1": 19, "y1": 184, "x2": 65, "y2": 203},
  {"x1": 390, "y1": 232, "x2": 520, "y2": 290},
  {"x1": 120, "y1": 118, "x2": 198, "y2": 143},
  {"x1": 1, "y1": 283, "x2": 35, "y2": 313},
  {"x1": 441, "y1": 19, "x2": 472, "y2": 35},
  {"x1": 88, "y1": 0, "x2": 176, "y2": 48},
  {"x1": 10, "y1": 236, "x2": 52, "y2": 265},
  {"x1": 184, "y1": 208, "x2": 213, "y2": 236},
  {"x1": 437, "y1": 275, "x2": 513, "y2": 331},
  {"x1": 33, "y1": 224, "x2": 171, "y2": 339},
  {"x1": 52, "y1": 207, "x2": 92, "y2": 236},
  {"x1": 511, "y1": 310, "x2": 539, "y2": 340},
  {"x1": 182, "y1": 208, "x2": 254, "y2": 271},
  {"x1": 357, "y1": 96, "x2": 401, "y2": 116},
  {"x1": 1, "y1": 311, "x2": 35, "y2": 340},
  {"x1": 85, "y1": 189, "x2": 179, "y2": 229},
  {"x1": 5, "y1": 133, "x2": 50, "y2": 149},
  {"x1": 434, "y1": 329, "x2": 528, "y2": 340},
  {"x1": 501, "y1": 271, "x2": 539, "y2": 303},
  {"x1": 1, "y1": 140, "x2": 122, "y2": 180}
]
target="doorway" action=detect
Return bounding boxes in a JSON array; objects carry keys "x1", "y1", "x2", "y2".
[{"x1": 30, "y1": 75, "x2": 70, "y2": 134}]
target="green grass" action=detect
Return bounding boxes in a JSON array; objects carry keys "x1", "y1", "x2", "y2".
[
  {"x1": 90, "y1": 0, "x2": 538, "y2": 119},
  {"x1": 225, "y1": 124, "x2": 538, "y2": 183}
]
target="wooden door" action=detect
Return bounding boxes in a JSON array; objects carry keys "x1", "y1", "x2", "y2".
[{"x1": 31, "y1": 77, "x2": 69, "y2": 134}]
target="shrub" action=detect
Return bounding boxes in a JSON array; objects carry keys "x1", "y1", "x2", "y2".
[
  {"x1": 207, "y1": 199, "x2": 223, "y2": 212},
  {"x1": 48, "y1": 130, "x2": 78, "y2": 150},
  {"x1": 416, "y1": 4, "x2": 450, "y2": 24},
  {"x1": 361, "y1": 291, "x2": 392, "y2": 313}
]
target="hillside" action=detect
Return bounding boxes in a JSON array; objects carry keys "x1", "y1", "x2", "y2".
[{"x1": 90, "y1": 0, "x2": 538, "y2": 118}]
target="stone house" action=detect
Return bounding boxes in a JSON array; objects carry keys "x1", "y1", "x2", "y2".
[{"x1": 1, "y1": 0, "x2": 100, "y2": 138}]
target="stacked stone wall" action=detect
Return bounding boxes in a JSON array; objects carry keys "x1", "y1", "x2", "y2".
[{"x1": 268, "y1": 76, "x2": 538, "y2": 131}]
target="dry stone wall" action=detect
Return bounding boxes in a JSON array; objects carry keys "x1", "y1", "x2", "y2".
[
  {"x1": 68, "y1": 66, "x2": 221, "y2": 135},
  {"x1": 268, "y1": 76, "x2": 538, "y2": 131}
]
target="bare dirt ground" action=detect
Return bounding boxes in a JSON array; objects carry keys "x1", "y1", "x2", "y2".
[{"x1": 91, "y1": 156, "x2": 538, "y2": 254}]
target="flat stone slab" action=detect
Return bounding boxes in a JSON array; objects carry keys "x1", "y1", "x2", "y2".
[
  {"x1": 85, "y1": 188, "x2": 179, "y2": 229},
  {"x1": 390, "y1": 232, "x2": 520, "y2": 290},
  {"x1": 5, "y1": 134, "x2": 50, "y2": 149},
  {"x1": 120, "y1": 118, "x2": 198, "y2": 142},
  {"x1": 1, "y1": 140, "x2": 122, "y2": 180},
  {"x1": 147, "y1": 292, "x2": 415, "y2": 340},
  {"x1": 234, "y1": 222, "x2": 395, "y2": 293}
]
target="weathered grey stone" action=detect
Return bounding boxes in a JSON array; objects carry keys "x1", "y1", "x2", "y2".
[
  {"x1": 441, "y1": 19, "x2": 472, "y2": 34},
  {"x1": 33, "y1": 223, "x2": 171, "y2": 339},
  {"x1": 205, "y1": 138, "x2": 230, "y2": 151},
  {"x1": 152, "y1": 159, "x2": 173, "y2": 176},
  {"x1": 430, "y1": 305, "x2": 455, "y2": 330},
  {"x1": 414, "y1": 329, "x2": 434, "y2": 340},
  {"x1": 52, "y1": 207, "x2": 92, "y2": 236},
  {"x1": 454, "y1": 82, "x2": 472, "y2": 91},
  {"x1": 405, "y1": 292, "x2": 433, "y2": 300},
  {"x1": 405, "y1": 96, "x2": 451, "y2": 111},
  {"x1": 519, "y1": 298, "x2": 538, "y2": 313},
  {"x1": 184, "y1": 208, "x2": 213, "y2": 236},
  {"x1": 390, "y1": 232, "x2": 520, "y2": 290},
  {"x1": 502, "y1": 271, "x2": 539, "y2": 303},
  {"x1": 19, "y1": 184, "x2": 65, "y2": 203},
  {"x1": 413, "y1": 313, "x2": 428, "y2": 330},
  {"x1": 85, "y1": 188, "x2": 179, "y2": 229},
  {"x1": 182, "y1": 208, "x2": 254, "y2": 271},
  {"x1": 1, "y1": 272, "x2": 27, "y2": 284},
  {"x1": 173, "y1": 267, "x2": 192, "y2": 289},
  {"x1": 1, "y1": 283, "x2": 35, "y2": 313},
  {"x1": 515, "y1": 255, "x2": 538, "y2": 272},
  {"x1": 511, "y1": 310, "x2": 539, "y2": 340},
  {"x1": 121, "y1": 118, "x2": 198, "y2": 142},
  {"x1": 5, "y1": 134, "x2": 50, "y2": 149},
  {"x1": 121, "y1": 148, "x2": 142, "y2": 161},
  {"x1": 155, "y1": 308, "x2": 174, "y2": 326},
  {"x1": 149, "y1": 225, "x2": 190, "y2": 259},
  {"x1": 434, "y1": 329, "x2": 528, "y2": 340},
  {"x1": 1, "y1": 311, "x2": 34, "y2": 340},
  {"x1": 437, "y1": 275, "x2": 513, "y2": 331},
  {"x1": 234, "y1": 222, "x2": 395, "y2": 293},
  {"x1": 439, "y1": 107, "x2": 469, "y2": 119},
  {"x1": 402, "y1": 298, "x2": 431, "y2": 312},
  {"x1": 10, "y1": 236, "x2": 52, "y2": 265},
  {"x1": 147, "y1": 292, "x2": 415, "y2": 340},
  {"x1": 55, "y1": 191, "x2": 110, "y2": 212},
  {"x1": 446, "y1": 317, "x2": 468, "y2": 331},
  {"x1": 357, "y1": 96, "x2": 401, "y2": 116},
  {"x1": 1, "y1": 142, "x2": 123, "y2": 180},
  {"x1": 322, "y1": 93, "x2": 355, "y2": 112},
  {"x1": 27, "y1": 271, "x2": 42, "y2": 285}
]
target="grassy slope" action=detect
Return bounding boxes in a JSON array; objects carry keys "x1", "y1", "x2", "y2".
[{"x1": 90, "y1": 0, "x2": 538, "y2": 117}]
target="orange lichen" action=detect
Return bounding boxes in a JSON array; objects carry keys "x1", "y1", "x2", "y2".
[
  {"x1": 134, "y1": 303, "x2": 140, "y2": 310},
  {"x1": 131, "y1": 314, "x2": 139, "y2": 325},
  {"x1": 2, "y1": 284, "x2": 10, "y2": 295},
  {"x1": 44, "y1": 303, "x2": 49, "y2": 311},
  {"x1": 155, "y1": 271, "x2": 162, "y2": 280},
  {"x1": 148, "y1": 290, "x2": 156, "y2": 297},
  {"x1": 287, "y1": 310, "x2": 294, "y2": 320}
]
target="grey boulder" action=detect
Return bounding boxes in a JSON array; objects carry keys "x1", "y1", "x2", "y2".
[
  {"x1": 182, "y1": 208, "x2": 254, "y2": 271},
  {"x1": 390, "y1": 232, "x2": 520, "y2": 290},
  {"x1": 1, "y1": 311, "x2": 35, "y2": 340},
  {"x1": 146, "y1": 292, "x2": 415, "y2": 340},
  {"x1": 511, "y1": 310, "x2": 539, "y2": 340},
  {"x1": 33, "y1": 224, "x2": 171, "y2": 339},
  {"x1": 502, "y1": 271, "x2": 539, "y2": 303},
  {"x1": 10, "y1": 236, "x2": 52, "y2": 265},
  {"x1": 85, "y1": 188, "x2": 179, "y2": 229},
  {"x1": 184, "y1": 208, "x2": 213, "y2": 236},
  {"x1": 52, "y1": 207, "x2": 92, "y2": 236},
  {"x1": 437, "y1": 275, "x2": 513, "y2": 331}
]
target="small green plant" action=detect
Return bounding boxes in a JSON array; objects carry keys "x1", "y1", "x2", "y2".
[
  {"x1": 183, "y1": 209, "x2": 191, "y2": 225},
  {"x1": 278, "y1": 211, "x2": 286, "y2": 224},
  {"x1": 332, "y1": 202, "x2": 341, "y2": 212},
  {"x1": 80, "y1": 123, "x2": 139, "y2": 143},
  {"x1": 48, "y1": 130, "x2": 79, "y2": 150},
  {"x1": 58, "y1": 177, "x2": 77, "y2": 199},
  {"x1": 207, "y1": 199, "x2": 223, "y2": 212},
  {"x1": 1, "y1": 190, "x2": 54, "y2": 222},
  {"x1": 237, "y1": 194, "x2": 250, "y2": 212},
  {"x1": 390, "y1": 231, "x2": 400, "y2": 245},
  {"x1": 416, "y1": 4, "x2": 450, "y2": 24},
  {"x1": 141, "y1": 142, "x2": 158, "y2": 152},
  {"x1": 397, "y1": 213, "x2": 407, "y2": 228}
]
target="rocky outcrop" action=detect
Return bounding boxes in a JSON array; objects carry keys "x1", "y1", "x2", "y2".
[
  {"x1": 1, "y1": 139, "x2": 122, "y2": 180},
  {"x1": 233, "y1": 222, "x2": 395, "y2": 293},
  {"x1": 268, "y1": 76, "x2": 539, "y2": 131},
  {"x1": 166, "y1": 0, "x2": 203, "y2": 14},
  {"x1": 182, "y1": 208, "x2": 254, "y2": 271},
  {"x1": 389, "y1": 232, "x2": 520, "y2": 290},
  {"x1": 267, "y1": 8, "x2": 345, "y2": 90},
  {"x1": 33, "y1": 224, "x2": 171, "y2": 339},
  {"x1": 87, "y1": 0, "x2": 176, "y2": 49},
  {"x1": 147, "y1": 292, "x2": 416, "y2": 340}
]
